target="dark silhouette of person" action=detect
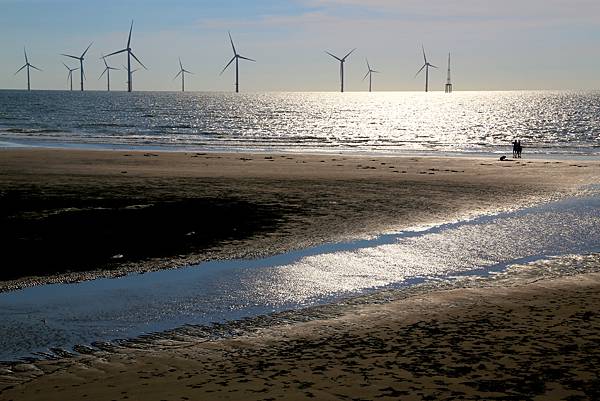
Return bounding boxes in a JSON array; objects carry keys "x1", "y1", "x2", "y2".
[
  {"x1": 516, "y1": 140, "x2": 522, "y2": 158},
  {"x1": 512, "y1": 140, "x2": 518, "y2": 158}
]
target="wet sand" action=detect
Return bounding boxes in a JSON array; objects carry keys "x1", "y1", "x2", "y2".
[
  {"x1": 1, "y1": 148, "x2": 598, "y2": 291},
  {"x1": 1, "y1": 148, "x2": 599, "y2": 399},
  {"x1": 1, "y1": 256, "x2": 599, "y2": 400}
]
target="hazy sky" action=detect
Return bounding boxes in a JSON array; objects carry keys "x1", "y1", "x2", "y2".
[{"x1": 1, "y1": 0, "x2": 599, "y2": 91}]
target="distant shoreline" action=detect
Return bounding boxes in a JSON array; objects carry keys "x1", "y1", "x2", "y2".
[{"x1": 1, "y1": 140, "x2": 599, "y2": 161}]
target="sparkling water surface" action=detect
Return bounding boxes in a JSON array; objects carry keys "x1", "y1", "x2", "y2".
[
  {"x1": 1, "y1": 90, "x2": 599, "y2": 155},
  {"x1": 1, "y1": 192, "x2": 599, "y2": 361}
]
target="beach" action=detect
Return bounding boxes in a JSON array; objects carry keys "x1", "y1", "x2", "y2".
[
  {"x1": 1, "y1": 257, "x2": 599, "y2": 400},
  {"x1": 1, "y1": 148, "x2": 598, "y2": 290},
  {"x1": 1, "y1": 148, "x2": 599, "y2": 399}
]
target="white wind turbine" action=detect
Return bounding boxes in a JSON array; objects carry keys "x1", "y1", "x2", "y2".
[
  {"x1": 61, "y1": 42, "x2": 93, "y2": 91},
  {"x1": 174, "y1": 58, "x2": 193, "y2": 92},
  {"x1": 15, "y1": 48, "x2": 42, "y2": 91},
  {"x1": 220, "y1": 32, "x2": 255, "y2": 93},
  {"x1": 325, "y1": 48, "x2": 356, "y2": 92},
  {"x1": 415, "y1": 45, "x2": 437, "y2": 92},
  {"x1": 62, "y1": 62, "x2": 79, "y2": 91},
  {"x1": 104, "y1": 20, "x2": 147, "y2": 92},
  {"x1": 99, "y1": 55, "x2": 119, "y2": 92},
  {"x1": 362, "y1": 58, "x2": 380, "y2": 92}
]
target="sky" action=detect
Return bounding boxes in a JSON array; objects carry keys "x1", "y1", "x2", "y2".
[{"x1": 1, "y1": 0, "x2": 599, "y2": 92}]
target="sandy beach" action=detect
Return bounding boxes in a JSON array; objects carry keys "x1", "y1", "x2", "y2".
[
  {"x1": 1, "y1": 148, "x2": 598, "y2": 290},
  {"x1": 1, "y1": 148, "x2": 599, "y2": 400}
]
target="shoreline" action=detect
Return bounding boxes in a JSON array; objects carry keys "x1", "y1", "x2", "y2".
[
  {"x1": 2, "y1": 140, "x2": 600, "y2": 161},
  {"x1": 1, "y1": 147, "x2": 599, "y2": 292}
]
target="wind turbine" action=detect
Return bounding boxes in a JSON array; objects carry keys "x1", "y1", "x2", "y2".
[
  {"x1": 61, "y1": 42, "x2": 93, "y2": 91},
  {"x1": 415, "y1": 45, "x2": 437, "y2": 92},
  {"x1": 15, "y1": 48, "x2": 42, "y2": 91},
  {"x1": 174, "y1": 58, "x2": 193, "y2": 92},
  {"x1": 325, "y1": 48, "x2": 355, "y2": 92},
  {"x1": 220, "y1": 32, "x2": 255, "y2": 93},
  {"x1": 62, "y1": 62, "x2": 79, "y2": 91},
  {"x1": 362, "y1": 58, "x2": 380, "y2": 92},
  {"x1": 104, "y1": 20, "x2": 147, "y2": 92},
  {"x1": 99, "y1": 55, "x2": 119, "y2": 92}
]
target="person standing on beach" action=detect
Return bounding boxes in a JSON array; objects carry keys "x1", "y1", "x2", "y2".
[
  {"x1": 517, "y1": 140, "x2": 522, "y2": 158},
  {"x1": 512, "y1": 140, "x2": 518, "y2": 158}
]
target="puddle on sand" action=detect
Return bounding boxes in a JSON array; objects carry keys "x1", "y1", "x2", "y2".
[{"x1": 1, "y1": 192, "x2": 600, "y2": 361}]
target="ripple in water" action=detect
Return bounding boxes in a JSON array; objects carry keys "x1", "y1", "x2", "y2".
[{"x1": 0, "y1": 90, "x2": 599, "y2": 155}]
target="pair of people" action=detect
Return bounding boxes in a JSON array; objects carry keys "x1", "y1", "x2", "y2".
[{"x1": 512, "y1": 140, "x2": 523, "y2": 158}]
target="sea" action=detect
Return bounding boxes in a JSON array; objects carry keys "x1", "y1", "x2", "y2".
[{"x1": 0, "y1": 89, "x2": 599, "y2": 156}]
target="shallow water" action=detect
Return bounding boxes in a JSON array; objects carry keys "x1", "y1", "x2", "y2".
[
  {"x1": 1, "y1": 90, "x2": 599, "y2": 155},
  {"x1": 1, "y1": 191, "x2": 600, "y2": 361}
]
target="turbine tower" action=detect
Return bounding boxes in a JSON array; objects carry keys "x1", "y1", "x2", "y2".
[
  {"x1": 62, "y1": 62, "x2": 79, "y2": 91},
  {"x1": 220, "y1": 32, "x2": 255, "y2": 93},
  {"x1": 15, "y1": 48, "x2": 42, "y2": 91},
  {"x1": 325, "y1": 49, "x2": 355, "y2": 92},
  {"x1": 61, "y1": 42, "x2": 93, "y2": 91},
  {"x1": 123, "y1": 65, "x2": 140, "y2": 89},
  {"x1": 99, "y1": 55, "x2": 119, "y2": 92},
  {"x1": 445, "y1": 52, "x2": 453, "y2": 93},
  {"x1": 415, "y1": 45, "x2": 437, "y2": 92},
  {"x1": 104, "y1": 20, "x2": 147, "y2": 92},
  {"x1": 174, "y1": 58, "x2": 193, "y2": 92},
  {"x1": 362, "y1": 58, "x2": 380, "y2": 92}
]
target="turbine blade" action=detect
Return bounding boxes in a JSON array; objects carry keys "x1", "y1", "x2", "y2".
[
  {"x1": 220, "y1": 56, "x2": 236, "y2": 75},
  {"x1": 430, "y1": 64, "x2": 438, "y2": 69},
  {"x1": 130, "y1": 51, "x2": 147, "y2": 69},
  {"x1": 179, "y1": 57, "x2": 183, "y2": 70},
  {"x1": 15, "y1": 64, "x2": 27, "y2": 75},
  {"x1": 325, "y1": 51, "x2": 342, "y2": 61},
  {"x1": 238, "y1": 55, "x2": 255, "y2": 62},
  {"x1": 183, "y1": 69, "x2": 193, "y2": 74},
  {"x1": 342, "y1": 48, "x2": 356, "y2": 61},
  {"x1": 62, "y1": 54, "x2": 80, "y2": 60},
  {"x1": 128, "y1": 20, "x2": 133, "y2": 48},
  {"x1": 81, "y1": 42, "x2": 93, "y2": 58},
  {"x1": 108, "y1": 67, "x2": 119, "y2": 70},
  {"x1": 103, "y1": 49, "x2": 127, "y2": 58},
  {"x1": 414, "y1": 64, "x2": 426, "y2": 78},
  {"x1": 24, "y1": 47, "x2": 29, "y2": 64},
  {"x1": 99, "y1": 68, "x2": 107, "y2": 79},
  {"x1": 103, "y1": 56, "x2": 109, "y2": 68},
  {"x1": 30, "y1": 64, "x2": 42, "y2": 72},
  {"x1": 422, "y1": 45, "x2": 427, "y2": 63},
  {"x1": 362, "y1": 70, "x2": 370, "y2": 81},
  {"x1": 174, "y1": 70, "x2": 182, "y2": 80},
  {"x1": 228, "y1": 31, "x2": 237, "y2": 55},
  {"x1": 366, "y1": 58, "x2": 371, "y2": 71},
  {"x1": 62, "y1": 62, "x2": 69, "y2": 70}
]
